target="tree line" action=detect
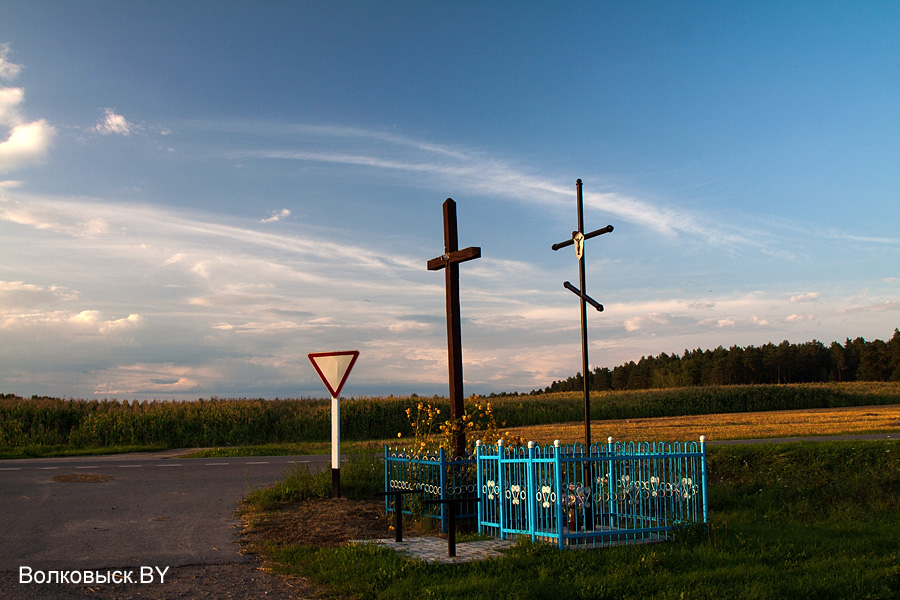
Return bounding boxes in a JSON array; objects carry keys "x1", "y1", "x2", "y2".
[{"x1": 539, "y1": 329, "x2": 900, "y2": 393}]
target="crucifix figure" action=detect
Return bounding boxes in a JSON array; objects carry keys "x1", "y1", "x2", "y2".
[
  {"x1": 427, "y1": 198, "x2": 481, "y2": 459},
  {"x1": 552, "y1": 179, "x2": 613, "y2": 449}
]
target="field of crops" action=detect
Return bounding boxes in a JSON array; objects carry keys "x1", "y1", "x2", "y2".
[{"x1": 2, "y1": 381, "x2": 899, "y2": 453}]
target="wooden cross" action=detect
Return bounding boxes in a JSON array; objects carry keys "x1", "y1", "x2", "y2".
[{"x1": 427, "y1": 198, "x2": 481, "y2": 459}]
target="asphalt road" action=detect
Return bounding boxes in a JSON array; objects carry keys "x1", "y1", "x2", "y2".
[{"x1": 0, "y1": 451, "x2": 330, "y2": 577}]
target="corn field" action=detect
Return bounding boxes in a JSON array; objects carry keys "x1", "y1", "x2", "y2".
[{"x1": 1, "y1": 382, "x2": 898, "y2": 451}]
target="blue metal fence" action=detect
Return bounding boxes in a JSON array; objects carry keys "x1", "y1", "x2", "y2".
[
  {"x1": 383, "y1": 437, "x2": 707, "y2": 548},
  {"x1": 477, "y1": 438, "x2": 708, "y2": 548},
  {"x1": 383, "y1": 446, "x2": 477, "y2": 533}
]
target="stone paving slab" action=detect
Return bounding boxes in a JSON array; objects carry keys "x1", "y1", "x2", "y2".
[{"x1": 351, "y1": 537, "x2": 517, "y2": 564}]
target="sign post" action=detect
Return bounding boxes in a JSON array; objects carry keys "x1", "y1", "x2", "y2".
[{"x1": 308, "y1": 350, "x2": 359, "y2": 498}]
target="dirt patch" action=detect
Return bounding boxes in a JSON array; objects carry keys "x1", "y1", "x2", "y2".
[
  {"x1": 242, "y1": 497, "x2": 390, "y2": 549},
  {"x1": 51, "y1": 473, "x2": 112, "y2": 483}
]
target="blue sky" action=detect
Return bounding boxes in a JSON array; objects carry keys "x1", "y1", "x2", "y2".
[{"x1": 1, "y1": 1, "x2": 898, "y2": 399}]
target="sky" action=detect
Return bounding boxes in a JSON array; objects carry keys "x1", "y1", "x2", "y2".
[{"x1": 1, "y1": 1, "x2": 898, "y2": 400}]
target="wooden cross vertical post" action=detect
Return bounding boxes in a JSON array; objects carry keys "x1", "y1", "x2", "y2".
[
  {"x1": 552, "y1": 179, "x2": 613, "y2": 449},
  {"x1": 427, "y1": 199, "x2": 481, "y2": 459}
]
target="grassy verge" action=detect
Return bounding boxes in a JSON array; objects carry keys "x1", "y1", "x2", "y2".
[
  {"x1": 243, "y1": 450, "x2": 384, "y2": 510},
  {"x1": 246, "y1": 440, "x2": 900, "y2": 599},
  {"x1": 0, "y1": 443, "x2": 167, "y2": 460},
  {"x1": 183, "y1": 442, "x2": 333, "y2": 458}
]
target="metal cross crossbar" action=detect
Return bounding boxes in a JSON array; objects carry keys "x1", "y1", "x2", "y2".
[
  {"x1": 552, "y1": 179, "x2": 613, "y2": 448},
  {"x1": 427, "y1": 198, "x2": 481, "y2": 459}
]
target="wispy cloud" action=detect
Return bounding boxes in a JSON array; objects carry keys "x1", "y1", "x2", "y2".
[
  {"x1": 790, "y1": 292, "x2": 820, "y2": 302},
  {"x1": 0, "y1": 43, "x2": 23, "y2": 80},
  {"x1": 221, "y1": 123, "x2": 765, "y2": 247},
  {"x1": 260, "y1": 208, "x2": 291, "y2": 223}
]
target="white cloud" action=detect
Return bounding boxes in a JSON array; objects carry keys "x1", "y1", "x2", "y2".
[
  {"x1": 260, "y1": 208, "x2": 291, "y2": 223},
  {"x1": 785, "y1": 313, "x2": 814, "y2": 322},
  {"x1": 94, "y1": 108, "x2": 133, "y2": 136},
  {"x1": 624, "y1": 312, "x2": 671, "y2": 332},
  {"x1": 0, "y1": 280, "x2": 79, "y2": 308},
  {"x1": 0, "y1": 119, "x2": 55, "y2": 171},
  {"x1": 0, "y1": 87, "x2": 24, "y2": 125},
  {"x1": 0, "y1": 43, "x2": 22, "y2": 80},
  {"x1": 870, "y1": 300, "x2": 900, "y2": 312},
  {"x1": 0, "y1": 46, "x2": 55, "y2": 172},
  {"x1": 2, "y1": 308, "x2": 142, "y2": 335},
  {"x1": 790, "y1": 292, "x2": 820, "y2": 302}
]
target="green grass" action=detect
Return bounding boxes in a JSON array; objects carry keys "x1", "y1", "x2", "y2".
[
  {"x1": 183, "y1": 442, "x2": 333, "y2": 458},
  {"x1": 244, "y1": 450, "x2": 384, "y2": 510},
  {"x1": 0, "y1": 443, "x2": 167, "y2": 460},
  {"x1": 256, "y1": 441, "x2": 900, "y2": 599}
]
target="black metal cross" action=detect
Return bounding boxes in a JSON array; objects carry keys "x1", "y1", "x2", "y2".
[
  {"x1": 552, "y1": 179, "x2": 613, "y2": 449},
  {"x1": 427, "y1": 199, "x2": 481, "y2": 459}
]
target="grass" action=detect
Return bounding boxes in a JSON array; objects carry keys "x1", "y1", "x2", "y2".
[
  {"x1": 250, "y1": 440, "x2": 900, "y2": 599},
  {"x1": 0, "y1": 443, "x2": 167, "y2": 460},
  {"x1": 184, "y1": 442, "x2": 332, "y2": 458},
  {"x1": 243, "y1": 450, "x2": 384, "y2": 510},
  {"x1": 183, "y1": 440, "x2": 384, "y2": 459}
]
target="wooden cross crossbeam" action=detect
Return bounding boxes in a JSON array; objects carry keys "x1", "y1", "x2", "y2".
[{"x1": 427, "y1": 198, "x2": 481, "y2": 459}]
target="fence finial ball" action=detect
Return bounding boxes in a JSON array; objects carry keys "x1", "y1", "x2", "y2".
[
  {"x1": 528, "y1": 440, "x2": 535, "y2": 448},
  {"x1": 498, "y1": 439, "x2": 504, "y2": 446},
  {"x1": 700, "y1": 435, "x2": 706, "y2": 443},
  {"x1": 554, "y1": 439, "x2": 560, "y2": 447},
  {"x1": 608, "y1": 436, "x2": 614, "y2": 444},
  {"x1": 475, "y1": 440, "x2": 482, "y2": 447}
]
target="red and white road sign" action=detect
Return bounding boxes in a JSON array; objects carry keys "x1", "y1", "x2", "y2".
[{"x1": 308, "y1": 350, "x2": 359, "y2": 398}]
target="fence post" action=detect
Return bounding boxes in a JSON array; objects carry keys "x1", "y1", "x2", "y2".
[
  {"x1": 700, "y1": 435, "x2": 708, "y2": 523},
  {"x1": 475, "y1": 440, "x2": 483, "y2": 534},
  {"x1": 384, "y1": 445, "x2": 390, "y2": 515},
  {"x1": 497, "y1": 439, "x2": 505, "y2": 540},
  {"x1": 553, "y1": 439, "x2": 564, "y2": 549},
  {"x1": 439, "y1": 446, "x2": 447, "y2": 533},
  {"x1": 527, "y1": 441, "x2": 536, "y2": 542},
  {"x1": 606, "y1": 437, "x2": 614, "y2": 529}
]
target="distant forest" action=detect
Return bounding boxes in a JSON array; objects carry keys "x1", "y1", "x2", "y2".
[{"x1": 537, "y1": 329, "x2": 900, "y2": 394}]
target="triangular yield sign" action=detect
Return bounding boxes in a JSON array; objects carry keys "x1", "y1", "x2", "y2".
[{"x1": 308, "y1": 350, "x2": 359, "y2": 398}]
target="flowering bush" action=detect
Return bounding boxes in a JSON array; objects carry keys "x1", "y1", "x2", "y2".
[{"x1": 397, "y1": 394, "x2": 526, "y2": 456}]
